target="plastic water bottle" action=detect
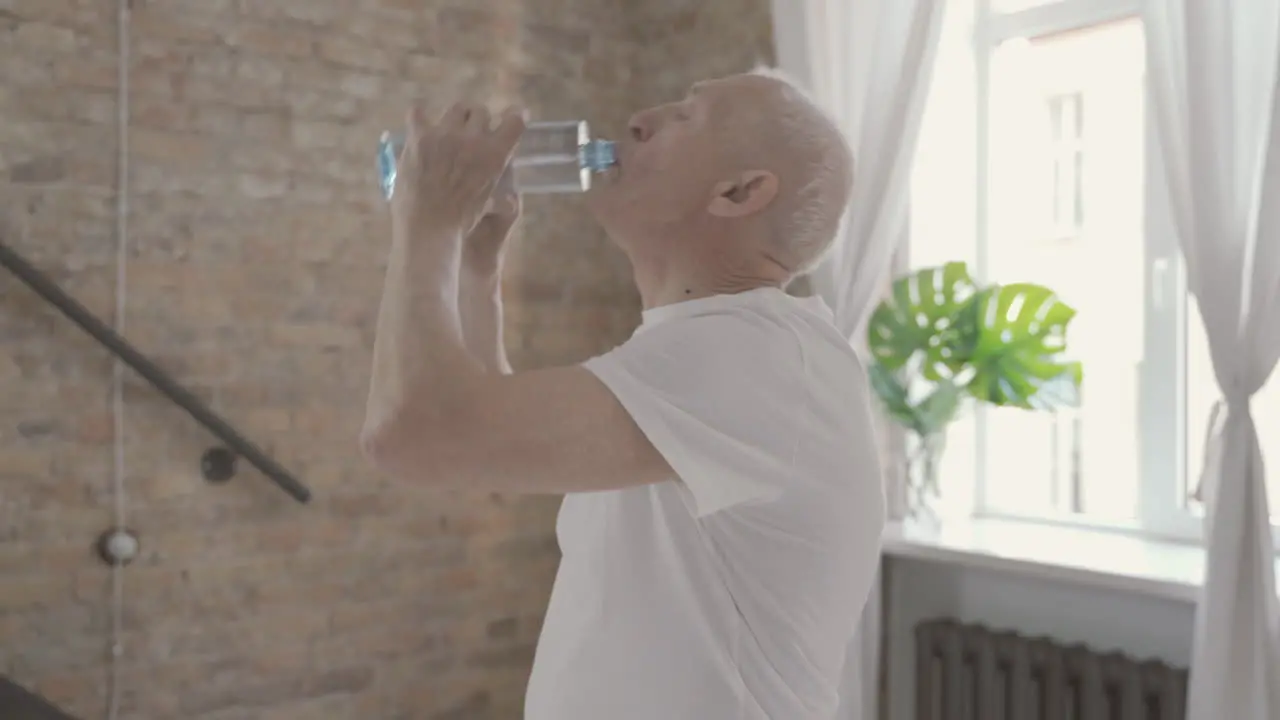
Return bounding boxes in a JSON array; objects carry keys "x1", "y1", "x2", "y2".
[{"x1": 377, "y1": 120, "x2": 617, "y2": 201}]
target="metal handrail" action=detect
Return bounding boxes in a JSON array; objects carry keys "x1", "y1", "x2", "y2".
[
  {"x1": 0, "y1": 239, "x2": 311, "y2": 504},
  {"x1": 1, "y1": 673, "x2": 80, "y2": 719}
]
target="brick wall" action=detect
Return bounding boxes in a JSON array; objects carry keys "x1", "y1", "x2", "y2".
[{"x1": 0, "y1": 1, "x2": 773, "y2": 718}]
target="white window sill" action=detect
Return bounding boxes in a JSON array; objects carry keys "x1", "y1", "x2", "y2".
[{"x1": 882, "y1": 516, "x2": 1213, "y2": 603}]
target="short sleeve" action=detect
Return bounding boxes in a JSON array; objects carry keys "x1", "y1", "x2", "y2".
[{"x1": 583, "y1": 312, "x2": 805, "y2": 517}]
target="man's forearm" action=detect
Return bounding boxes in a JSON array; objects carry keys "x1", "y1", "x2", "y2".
[
  {"x1": 362, "y1": 230, "x2": 482, "y2": 445},
  {"x1": 459, "y1": 271, "x2": 512, "y2": 374}
]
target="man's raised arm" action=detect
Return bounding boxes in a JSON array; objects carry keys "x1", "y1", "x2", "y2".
[{"x1": 359, "y1": 102, "x2": 670, "y2": 495}]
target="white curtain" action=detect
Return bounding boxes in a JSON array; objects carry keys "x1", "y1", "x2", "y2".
[
  {"x1": 771, "y1": 1, "x2": 946, "y2": 717},
  {"x1": 1144, "y1": 1, "x2": 1280, "y2": 719}
]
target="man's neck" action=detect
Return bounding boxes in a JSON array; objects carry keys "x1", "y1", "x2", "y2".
[
  {"x1": 619, "y1": 224, "x2": 790, "y2": 310},
  {"x1": 631, "y1": 255, "x2": 783, "y2": 310},
  {"x1": 639, "y1": 276, "x2": 773, "y2": 310}
]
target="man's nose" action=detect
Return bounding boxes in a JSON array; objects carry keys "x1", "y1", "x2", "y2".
[{"x1": 628, "y1": 110, "x2": 656, "y2": 142}]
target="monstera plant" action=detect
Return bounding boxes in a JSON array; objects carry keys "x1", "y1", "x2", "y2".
[{"x1": 866, "y1": 261, "x2": 1083, "y2": 517}]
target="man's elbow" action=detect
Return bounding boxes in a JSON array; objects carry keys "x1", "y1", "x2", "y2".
[
  {"x1": 359, "y1": 415, "x2": 400, "y2": 473},
  {"x1": 359, "y1": 413, "x2": 451, "y2": 486},
  {"x1": 358, "y1": 420, "x2": 396, "y2": 472}
]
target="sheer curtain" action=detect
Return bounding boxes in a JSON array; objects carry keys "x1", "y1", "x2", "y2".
[
  {"x1": 1144, "y1": 1, "x2": 1280, "y2": 718},
  {"x1": 771, "y1": 1, "x2": 945, "y2": 717}
]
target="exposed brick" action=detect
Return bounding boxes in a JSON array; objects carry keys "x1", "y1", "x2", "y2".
[
  {"x1": 468, "y1": 643, "x2": 537, "y2": 670},
  {"x1": 0, "y1": 0, "x2": 774, "y2": 717},
  {"x1": 485, "y1": 616, "x2": 519, "y2": 641},
  {"x1": 9, "y1": 156, "x2": 67, "y2": 184},
  {"x1": 431, "y1": 689, "x2": 491, "y2": 720},
  {"x1": 177, "y1": 665, "x2": 374, "y2": 716}
]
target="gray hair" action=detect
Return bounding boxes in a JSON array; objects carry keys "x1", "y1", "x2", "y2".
[{"x1": 746, "y1": 65, "x2": 856, "y2": 276}]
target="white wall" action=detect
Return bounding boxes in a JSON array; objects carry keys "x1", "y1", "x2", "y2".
[{"x1": 884, "y1": 556, "x2": 1195, "y2": 718}]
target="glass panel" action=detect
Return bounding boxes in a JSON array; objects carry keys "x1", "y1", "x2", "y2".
[
  {"x1": 991, "y1": 0, "x2": 1063, "y2": 13},
  {"x1": 908, "y1": 0, "x2": 982, "y2": 514},
  {"x1": 983, "y1": 18, "x2": 1146, "y2": 520},
  {"x1": 1048, "y1": 93, "x2": 1085, "y2": 234}
]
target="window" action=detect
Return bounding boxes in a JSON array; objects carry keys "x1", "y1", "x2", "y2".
[
  {"x1": 1047, "y1": 92, "x2": 1084, "y2": 235},
  {"x1": 908, "y1": 0, "x2": 1280, "y2": 541},
  {"x1": 989, "y1": 0, "x2": 1059, "y2": 11}
]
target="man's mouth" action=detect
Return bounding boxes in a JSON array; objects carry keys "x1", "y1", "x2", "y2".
[
  {"x1": 608, "y1": 144, "x2": 628, "y2": 177},
  {"x1": 598, "y1": 154, "x2": 622, "y2": 183}
]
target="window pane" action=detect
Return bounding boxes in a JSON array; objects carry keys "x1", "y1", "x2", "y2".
[
  {"x1": 1185, "y1": 299, "x2": 1280, "y2": 516},
  {"x1": 1047, "y1": 93, "x2": 1085, "y2": 234},
  {"x1": 983, "y1": 19, "x2": 1146, "y2": 520},
  {"x1": 909, "y1": 0, "x2": 982, "y2": 514},
  {"x1": 991, "y1": 0, "x2": 1063, "y2": 13}
]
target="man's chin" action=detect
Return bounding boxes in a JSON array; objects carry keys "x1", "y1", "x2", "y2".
[
  {"x1": 585, "y1": 170, "x2": 621, "y2": 211},
  {"x1": 590, "y1": 163, "x2": 623, "y2": 191},
  {"x1": 584, "y1": 192, "x2": 610, "y2": 226}
]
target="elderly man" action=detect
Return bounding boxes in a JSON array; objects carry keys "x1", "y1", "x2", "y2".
[{"x1": 361, "y1": 69, "x2": 885, "y2": 720}]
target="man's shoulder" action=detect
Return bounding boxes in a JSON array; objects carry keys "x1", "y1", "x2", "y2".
[
  {"x1": 599, "y1": 304, "x2": 794, "y2": 367},
  {"x1": 592, "y1": 298, "x2": 865, "y2": 404},
  {"x1": 634, "y1": 293, "x2": 850, "y2": 352}
]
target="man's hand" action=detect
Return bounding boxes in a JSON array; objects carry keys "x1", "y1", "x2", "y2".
[
  {"x1": 391, "y1": 102, "x2": 526, "y2": 244},
  {"x1": 363, "y1": 100, "x2": 672, "y2": 497},
  {"x1": 457, "y1": 169, "x2": 520, "y2": 374},
  {"x1": 463, "y1": 167, "x2": 521, "y2": 279},
  {"x1": 365, "y1": 102, "x2": 522, "y2": 452}
]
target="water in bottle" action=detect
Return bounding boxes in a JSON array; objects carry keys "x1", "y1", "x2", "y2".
[{"x1": 377, "y1": 120, "x2": 617, "y2": 201}]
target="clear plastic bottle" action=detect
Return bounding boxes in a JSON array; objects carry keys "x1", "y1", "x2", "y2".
[{"x1": 377, "y1": 120, "x2": 617, "y2": 201}]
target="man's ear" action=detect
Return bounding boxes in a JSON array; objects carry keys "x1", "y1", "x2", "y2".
[{"x1": 707, "y1": 170, "x2": 779, "y2": 218}]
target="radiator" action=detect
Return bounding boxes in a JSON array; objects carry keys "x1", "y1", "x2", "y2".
[{"x1": 915, "y1": 619, "x2": 1188, "y2": 720}]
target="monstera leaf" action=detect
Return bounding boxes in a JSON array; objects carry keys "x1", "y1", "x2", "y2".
[
  {"x1": 964, "y1": 283, "x2": 1082, "y2": 410},
  {"x1": 867, "y1": 262, "x2": 978, "y2": 382},
  {"x1": 868, "y1": 362, "x2": 916, "y2": 430},
  {"x1": 914, "y1": 378, "x2": 963, "y2": 432},
  {"x1": 868, "y1": 363, "x2": 962, "y2": 437}
]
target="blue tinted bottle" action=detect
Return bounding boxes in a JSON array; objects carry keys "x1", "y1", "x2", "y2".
[{"x1": 377, "y1": 120, "x2": 617, "y2": 201}]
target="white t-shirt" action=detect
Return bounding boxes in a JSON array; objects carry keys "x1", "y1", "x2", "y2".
[{"x1": 524, "y1": 287, "x2": 886, "y2": 720}]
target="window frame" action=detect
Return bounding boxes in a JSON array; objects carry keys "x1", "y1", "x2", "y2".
[
  {"x1": 1046, "y1": 90, "x2": 1085, "y2": 236},
  {"x1": 961, "y1": 0, "x2": 1206, "y2": 543}
]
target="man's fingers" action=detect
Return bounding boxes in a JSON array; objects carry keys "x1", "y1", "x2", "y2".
[
  {"x1": 464, "y1": 105, "x2": 491, "y2": 134},
  {"x1": 405, "y1": 104, "x2": 428, "y2": 144},
  {"x1": 492, "y1": 164, "x2": 516, "y2": 197},
  {"x1": 399, "y1": 104, "x2": 431, "y2": 166},
  {"x1": 441, "y1": 103, "x2": 469, "y2": 129},
  {"x1": 494, "y1": 192, "x2": 520, "y2": 219},
  {"x1": 492, "y1": 107, "x2": 526, "y2": 158}
]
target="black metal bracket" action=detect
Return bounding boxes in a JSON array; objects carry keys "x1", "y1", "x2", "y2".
[
  {"x1": 201, "y1": 447, "x2": 237, "y2": 483},
  {"x1": 0, "y1": 675, "x2": 81, "y2": 720},
  {"x1": 95, "y1": 527, "x2": 141, "y2": 566},
  {"x1": 0, "y1": 238, "x2": 311, "y2": 504}
]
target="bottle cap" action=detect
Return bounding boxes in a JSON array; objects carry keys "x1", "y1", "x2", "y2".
[
  {"x1": 580, "y1": 140, "x2": 617, "y2": 173},
  {"x1": 378, "y1": 132, "x2": 402, "y2": 200}
]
